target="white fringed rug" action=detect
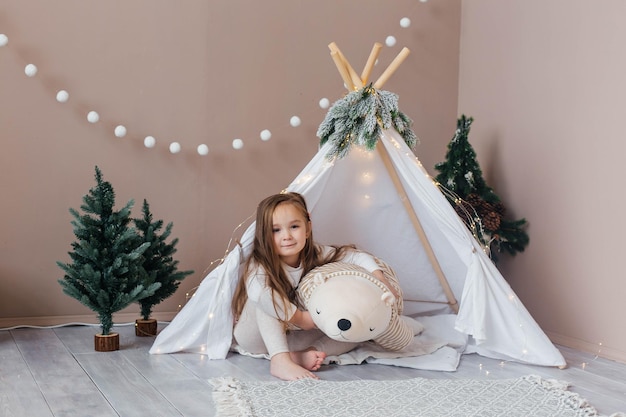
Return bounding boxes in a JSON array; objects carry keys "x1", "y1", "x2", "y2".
[{"x1": 210, "y1": 375, "x2": 607, "y2": 417}]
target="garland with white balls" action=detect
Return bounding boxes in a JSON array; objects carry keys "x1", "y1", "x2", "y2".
[{"x1": 0, "y1": 7, "x2": 424, "y2": 158}]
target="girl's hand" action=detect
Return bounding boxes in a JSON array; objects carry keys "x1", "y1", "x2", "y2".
[
  {"x1": 373, "y1": 269, "x2": 400, "y2": 299},
  {"x1": 290, "y1": 309, "x2": 317, "y2": 330}
]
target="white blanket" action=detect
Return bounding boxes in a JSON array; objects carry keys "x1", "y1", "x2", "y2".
[
  {"x1": 325, "y1": 314, "x2": 467, "y2": 371},
  {"x1": 233, "y1": 314, "x2": 468, "y2": 372}
]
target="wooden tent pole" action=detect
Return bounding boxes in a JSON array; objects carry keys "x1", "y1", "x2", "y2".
[
  {"x1": 328, "y1": 43, "x2": 362, "y2": 90},
  {"x1": 373, "y1": 47, "x2": 411, "y2": 89},
  {"x1": 361, "y1": 42, "x2": 383, "y2": 85},
  {"x1": 376, "y1": 141, "x2": 459, "y2": 313},
  {"x1": 330, "y1": 51, "x2": 355, "y2": 91}
]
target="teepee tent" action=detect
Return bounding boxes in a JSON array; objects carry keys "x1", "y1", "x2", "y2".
[{"x1": 150, "y1": 44, "x2": 566, "y2": 368}]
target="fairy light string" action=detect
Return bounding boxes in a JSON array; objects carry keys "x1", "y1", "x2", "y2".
[{"x1": 181, "y1": 212, "x2": 255, "y2": 307}]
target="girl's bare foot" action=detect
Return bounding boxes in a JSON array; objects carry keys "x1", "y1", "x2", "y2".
[
  {"x1": 290, "y1": 349, "x2": 326, "y2": 371},
  {"x1": 270, "y1": 352, "x2": 319, "y2": 381}
]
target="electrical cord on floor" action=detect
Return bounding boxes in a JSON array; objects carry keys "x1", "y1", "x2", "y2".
[{"x1": 0, "y1": 321, "x2": 171, "y2": 331}]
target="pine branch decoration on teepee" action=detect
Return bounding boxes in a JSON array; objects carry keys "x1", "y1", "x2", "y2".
[
  {"x1": 317, "y1": 85, "x2": 417, "y2": 160},
  {"x1": 434, "y1": 115, "x2": 529, "y2": 261},
  {"x1": 317, "y1": 43, "x2": 417, "y2": 160},
  {"x1": 57, "y1": 166, "x2": 160, "y2": 345}
]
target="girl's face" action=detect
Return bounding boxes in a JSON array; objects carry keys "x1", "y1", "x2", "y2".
[{"x1": 271, "y1": 202, "x2": 309, "y2": 267}]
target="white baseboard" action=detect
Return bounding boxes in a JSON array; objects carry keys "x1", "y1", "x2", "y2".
[
  {"x1": 547, "y1": 330, "x2": 626, "y2": 364},
  {"x1": 0, "y1": 311, "x2": 178, "y2": 330}
]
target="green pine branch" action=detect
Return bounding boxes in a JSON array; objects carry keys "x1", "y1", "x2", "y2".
[
  {"x1": 317, "y1": 84, "x2": 418, "y2": 159},
  {"x1": 494, "y1": 218, "x2": 530, "y2": 256}
]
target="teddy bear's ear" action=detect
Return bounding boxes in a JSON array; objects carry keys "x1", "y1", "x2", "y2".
[
  {"x1": 381, "y1": 291, "x2": 396, "y2": 306},
  {"x1": 313, "y1": 272, "x2": 327, "y2": 285}
]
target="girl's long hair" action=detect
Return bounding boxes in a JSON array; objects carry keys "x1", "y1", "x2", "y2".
[{"x1": 231, "y1": 192, "x2": 353, "y2": 324}]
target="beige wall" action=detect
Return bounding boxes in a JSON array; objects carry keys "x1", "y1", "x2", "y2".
[
  {"x1": 458, "y1": 0, "x2": 626, "y2": 362},
  {"x1": 0, "y1": 2, "x2": 461, "y2": 323}
]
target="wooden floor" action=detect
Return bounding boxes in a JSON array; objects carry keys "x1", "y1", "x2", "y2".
[{"x1": 1, "y1": 323, "x2": 625, "y2": 417}]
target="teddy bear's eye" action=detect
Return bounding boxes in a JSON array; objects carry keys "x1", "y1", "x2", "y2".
[
  {"x1": 369, "y1": 327, "x2": 375, "y2": 332},
  {"x1": 316, "y1": 309, "x2": 321, "y2": 315}
]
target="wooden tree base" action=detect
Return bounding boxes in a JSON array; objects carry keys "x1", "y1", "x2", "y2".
[
  {"x1": 95, "y1": 333, "x2": 119, "y2": 351},
  {"x1": 135, "y1": 319, "x2": 158, "y2": 337}
]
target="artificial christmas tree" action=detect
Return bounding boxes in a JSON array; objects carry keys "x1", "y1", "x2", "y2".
[
  {"x1": 434, "y1": 115, "x2": 529, "y2": 261},
  {"x1": 133, "y1": 199, "x2": 193, "y2": 336},
  {"x1": 57, "y1": 166, "x2": 160, "y2": 351}
]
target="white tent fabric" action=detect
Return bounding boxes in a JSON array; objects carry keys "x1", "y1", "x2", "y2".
[{"x1": 149, "y1": 128, "x2": 565, "y2": 368}]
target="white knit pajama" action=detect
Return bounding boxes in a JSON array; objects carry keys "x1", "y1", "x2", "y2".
[{"x1": 233, "y1": 301, "x2": 358, "y2": 358}]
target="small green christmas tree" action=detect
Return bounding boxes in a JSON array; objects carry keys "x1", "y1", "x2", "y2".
[
  {"x1": 434, "y1": 115, "x2": 529, "y2": 261},
  {"x1": 134, "y1": 199, "x2": 194, "y2": 321},
  {"x1": 57, "y1": 167, "x2": 160, "y2": 335}
]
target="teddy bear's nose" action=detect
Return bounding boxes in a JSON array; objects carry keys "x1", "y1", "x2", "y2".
[{"x1": 337, "y1": 319, "x2": 351, "y2": 331}]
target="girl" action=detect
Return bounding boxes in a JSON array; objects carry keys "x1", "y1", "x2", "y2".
[{"x1": 231, "y1": 192, "x2": 397, "y2": 381}]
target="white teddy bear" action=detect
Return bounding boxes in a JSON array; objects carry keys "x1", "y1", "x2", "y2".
[{"x1": 297, "y1": 259, "x2": 421, "y2": 351}]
